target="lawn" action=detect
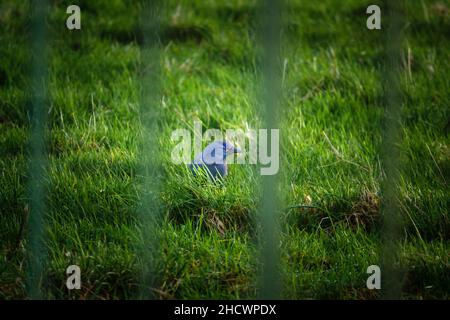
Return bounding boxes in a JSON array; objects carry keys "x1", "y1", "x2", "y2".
[{"x1": 0, "y1": 0, "x2": 449, "y2": 299}]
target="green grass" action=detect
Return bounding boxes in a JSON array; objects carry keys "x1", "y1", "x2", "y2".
[{"x1": 0, "y1": 0, "x2": 449, "y2": 299}]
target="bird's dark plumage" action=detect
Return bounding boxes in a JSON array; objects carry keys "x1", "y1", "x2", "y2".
[{"x1": 188, "y1": 140, "x2": 241, "y2": 180}]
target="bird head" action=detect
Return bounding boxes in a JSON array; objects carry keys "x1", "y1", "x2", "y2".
[
  {"x1": 222, "y1": 140, "x2": 241, "y2": 155},
  {"x1": 194, "y1": 140, "x2": 241, "y2": 165}
]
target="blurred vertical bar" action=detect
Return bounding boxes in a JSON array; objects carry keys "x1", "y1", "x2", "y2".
[
  {"x1": 381, "y1": 0, "x2": 404, "y2": 299},
  {"x1": 26, "y1": 0, "x2": 48, "y2": 299},
  {"x1": 258, "y1": 0, "x2": 282, "y2": 299},
  {"x1": 136, "y1": 0, "x2": 162, "y2": 299}
]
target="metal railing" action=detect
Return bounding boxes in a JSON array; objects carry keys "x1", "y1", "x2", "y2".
[{"x1": 23, "y1": 0, "x2": 405, "y2": 299}]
